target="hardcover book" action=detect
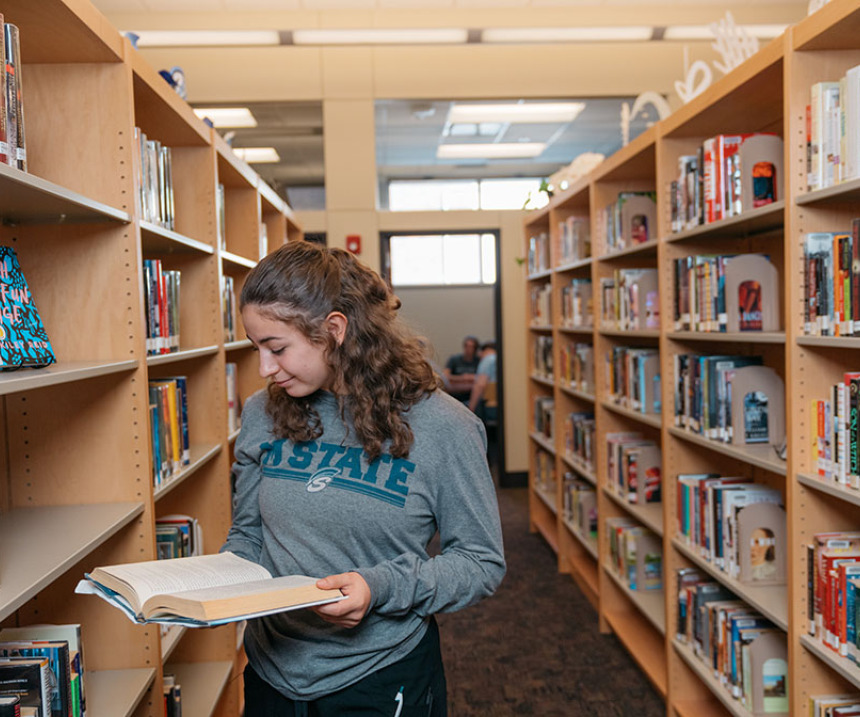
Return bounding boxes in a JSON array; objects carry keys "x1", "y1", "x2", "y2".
[
  {"x1": 75, "y1": 552, "x2": 346, "y2": 627},
  {"x1": 0, "y1": 246, "x2": 55, "y2": 369}
]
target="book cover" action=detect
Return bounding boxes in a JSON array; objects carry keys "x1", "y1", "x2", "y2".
[
  {"x1": 0, "y1": 625, "x2": 86, "y2": 717},
  {"x1": 0, "y1": 247, "x2": 55, "y2": 369},
  {"x1": 0, "y1": 641, "x2": 71, "y2": 717},
  {"x1": 0, "y1": 658, "x2": 51, "y2": 717}
]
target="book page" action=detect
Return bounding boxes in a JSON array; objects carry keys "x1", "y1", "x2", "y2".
[{"x1": 93, "y1": 552, "x2": 272, "y2": 609}]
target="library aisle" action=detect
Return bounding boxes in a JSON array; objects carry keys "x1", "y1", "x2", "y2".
[{"x1": 437, "y1": 487, "x2": 664, "y2": 717}]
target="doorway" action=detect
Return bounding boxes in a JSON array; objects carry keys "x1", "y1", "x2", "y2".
[{"x1": 379, "y1": 230, "x2": 506, "y2": 481}]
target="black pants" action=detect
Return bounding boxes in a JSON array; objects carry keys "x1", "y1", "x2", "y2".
[{"x1": 244, "y1": 619, "x2": 447, "y2": 716}]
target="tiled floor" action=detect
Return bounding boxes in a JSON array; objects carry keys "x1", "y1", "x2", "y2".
[{"x1": 436, "y1": 487, "x2": 666, "y2": 716}]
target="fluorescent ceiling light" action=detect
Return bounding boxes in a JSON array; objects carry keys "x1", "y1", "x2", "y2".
[
  {"x1": 448, "y1": 102, "x2": 585, "y2": 124},
  {"x1": 663, "y1": 24, "x2": 787, "y2": 40},
  {"x1": 292, "y1": 28, "x2": 468, "y2": 45},
  {"x1": 233, "y1": 147, "x2": 280, "y2": 164},
  {"x1": 193, "y1": 107, "x2": 257, "y2": 128},
  {"x1": 482, "y1": 27, "x2": 653, "y2": 43},
  {"x1": 130, "y1": 30, "x2": 280, "y2": 47},
  {"x1": 437, "y1": 143, "x2": 546, "y2": 159}
]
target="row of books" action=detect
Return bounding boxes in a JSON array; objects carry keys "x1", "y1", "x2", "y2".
[
  {"x1": 226, "y1": 361, "x2": 241, "y2": 434},
  {"x1": 599, "y1": 268, "x2": 659, "y2": 331},
  {"x1": 135, "y1": 127, "x2": 175, "y2": 231},
  {"x1": 601, "y1": 191, "x2": 656, "y2": 254},
  {"x1": 808, "y1": 531, "x2": 860, "y2": 662},
  {"x1": 672, "y1": 253, "x2": 780, "y2": 333},
  {"x1": 163, "y1": 673, "x2": 182, "y2": 717},
  {"x1": 811, "y1": 372, "x2": 860, "y2": 489},
  {"x1": 803, "y1": 226, "x2": 860, "y2": 337},
  {"x1": 808, "y1": 70, "x2": 860, "y2": 191},
  {"x1": 605, "y1": 517, "x2": 662, "y2": 590},
  {"x1": 529, "y1": 282, "x2": 551, "y2": 326},
  {"x1": 533, "y1": 396, "x2": 554, "y2": 442},
  {"x1": 222, "y1": 275, "x2": 238, "y2": 343},
  {"x1": 676, "y1": 568, "x2": 788, "y2": 715},
  {"x1": 563, "y1": 411, "x2": 595, "y2": 474},
  {"x1": 810, "y1": 694, "x2": 860, "y2": 717},
  {"x1": 149, "y1": 376, "x2": 191, "y2": 487},
  {"x1": 534, "y1": 448, "x2": 556, "y2": 499},
  {"x1": 156, "y1": 514, "x2": 203, "y2": 561},
  {"x1": 558, "y1": 216, "x2": 590, "y2": 265},
  {"x1": 673, "y1": 354, "x2": 785, "y2": 446},
  {"x1": 670, "y1": 133, "x2": 782, "y2": 233},
  {"x1": 676, "y1": 475, "x2": 786, "y2": 585},
  {"x1": 606, "y1": 433, "x2": 661, "y2": 505},
  {"x1": 562, "y1": 475, "x2": 597, "y2": 548},
  {"x1": 560, "y1": 278, "x2": 592, "y2": 329},
  {"x1": 0, "y1": 623, "x2": 86, "y2": 717},
  {"x1": 605, "y1": 346, "x2": 661, "y2": 416},
  {"x1": 527, "y1": 232, "x2": 550, "y2": 275},
  {"x1": 533, "y1": 335, "x2": 553, "y2": 381},
  {"x1": 558, "y1": 341, "x2": 593, "y2": 394},
  {"x1": 0, "y1": 17, "x2": 25, "y2": 170},
  {"x1": 143, "y1": 259, "x2": 181, "y2": 355}
]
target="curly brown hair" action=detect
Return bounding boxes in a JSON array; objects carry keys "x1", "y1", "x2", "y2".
[{"x1": 240, "y1": 240, "x2": 440, "y2": 461}]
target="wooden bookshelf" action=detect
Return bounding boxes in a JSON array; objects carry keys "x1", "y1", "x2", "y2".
[
  {"x1": 523, "y1": 8, "x2": 860, "y2": 713},
  {"x1": 0, "y1": 2, "x2": 301, "y2": 715}
]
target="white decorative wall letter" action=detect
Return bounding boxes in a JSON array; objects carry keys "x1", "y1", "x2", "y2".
[
  {"x1": 674, "y1": 60, "x2": 713, "y2": 104},
  {"x1": 710, "y1": 11, "x2": 760, "y2": 75}
]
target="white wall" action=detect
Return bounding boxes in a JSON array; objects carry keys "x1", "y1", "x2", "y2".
[{"x1": 394, "y1": 285, "x2": 495, "y2": 367}]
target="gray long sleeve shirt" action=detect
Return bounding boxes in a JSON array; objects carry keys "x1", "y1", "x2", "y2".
[{"x1": 221, "y1": 388, "x2": 506, "y2": 700}]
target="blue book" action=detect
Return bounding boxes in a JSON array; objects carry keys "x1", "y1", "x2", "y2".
[{"x1": 0, "y1": 246, "x2": 55, "y2": 368}]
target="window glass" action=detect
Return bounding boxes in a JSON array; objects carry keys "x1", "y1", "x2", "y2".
[
  {"x1": 388, "y1": 178, "x2": 545, "y2": 211},
  {"x1": 443, "y1": 234, "x2": 481, "y2": 284},
  {"x1": 389, "y1": 233, "x2": 496, "y2": 286},
  {"x1": 479, "y1": 178, "x2": 544, "y2": 210},
  {"x1": 390, "y1": 235, "x2": 444, "y2": 285}
]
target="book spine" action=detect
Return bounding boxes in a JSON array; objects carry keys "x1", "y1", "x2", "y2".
[
  {"x1": 0, "y1": 14, "x2": 6, "y2": 166},
  {"x1": 5, "y1": 23, "x2": 23, "y2": 171}
]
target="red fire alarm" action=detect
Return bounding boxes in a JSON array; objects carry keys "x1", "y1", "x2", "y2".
[{"x1": 346, "y1": 235, "x2": 361, "y2": 254}]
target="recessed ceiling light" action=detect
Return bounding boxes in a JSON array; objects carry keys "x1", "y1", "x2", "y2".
[
  {"x1": 481, "y1": 27, "x2": 653, "y2": 43},
  {"x1": 448, "y1": 102, "x2": 586, "y2": 124},
  {"x1": 233, "y1": 147, "x2": 281, "y2": 164},
  {"x1": 663, "y1": 24, "x2": 787, "y2": 40},
  {"x1": 292, "y1": 29, "x2": 468, "y2": 45},
  {"x1": 129, "y1": 30, "x2": 281, "y2": 47},
  {"x1": 193, "y1": 107, "x2": 258, "y2": 128},
  {"x1": 437, "y1": 143, "x2": 546, "y2": 159}
]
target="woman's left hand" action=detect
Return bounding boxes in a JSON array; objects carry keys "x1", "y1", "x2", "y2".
[{"x1": 311, "y1": 572, "x2": 371, "y2": 628}]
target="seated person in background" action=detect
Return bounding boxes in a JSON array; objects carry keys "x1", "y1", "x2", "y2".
[
  {"x1": 443, "y1": 335, "x2": 480, "y2": 403},
  {"x1": 469, "y1": 342, "x2": 497, "y2": 423}
]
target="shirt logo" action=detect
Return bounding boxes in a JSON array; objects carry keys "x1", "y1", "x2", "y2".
[{"x1": 306, "y1": 467, "x2": 340, "y2": 492}]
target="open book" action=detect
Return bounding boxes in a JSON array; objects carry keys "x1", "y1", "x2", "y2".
[{"x1": 75, "y1": 552, "x2": 345, "y2": 627}]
